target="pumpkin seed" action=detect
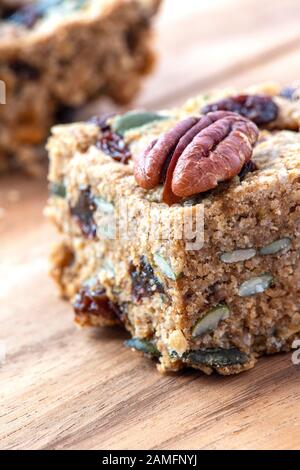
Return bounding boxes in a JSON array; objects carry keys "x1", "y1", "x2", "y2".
[
  {"x1": 259, "y1": 238, "x2": 291, "y2": 256},
  {"x1": 124, "y1": 337, "x2": 161, "y2": 358},
  {"x1": 192, "y1": 304, "x2": 230, "y2": 337},
  {"x1": 183, "y1": 348, "x2": 248, "y2": 367},
  {"x1": 50, "y1": 182, "x2": 66, "y2": 198},
  {"x1": 238, "y1": 273, "x2": 274, "y2": 297},
  {"x1": 220, "y1": 248, "x2": 256, "y2": 263},
  {"x1": 153, "y1": 252, "x2": 181, "y2": 280},
  {"x1": 112, "y1": 111, "x2": 168, "y2": 135}
]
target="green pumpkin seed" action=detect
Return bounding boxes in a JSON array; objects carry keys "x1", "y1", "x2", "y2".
[
  {"x1": 220, "y1": 248, "x2": 256, "y2": 263},
  {"x1": 183, "y1": 348, "x2": 248, "y2": 367},
  {"x1": 259, "y1": 238, "x2": 291, "y2": 256},
  {"x1": 238, "y1": 273, "x2": 274, "y2": 297},
  {"x1": 153, "y1": 252, "x2": 181, "y2": 281},
  {"x1": 112, "y1": 111, "x2": 168, "y2": 135},
  {"x1": 124, "y1": 337, "x2": 161, "y2": 358},
  {"x1": 192, "y1": 304, "x2": 230, "y2": 337},
  {"x1": 50, "y1": 182, "x2": 66, "y2": 198}
]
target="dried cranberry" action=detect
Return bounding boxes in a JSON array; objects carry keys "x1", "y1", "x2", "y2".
[
  {"x1": 70, "y1": 188, "x2": 97, "y2": 239},
  {"x1": 92, "y1": 116, "x2": 131, "y2": 164},
  {"x1": 238, "y1": 160, "x2": 257, "y2": 181},
  {"x1": 130, "y1": 256, "x2": 164, "y2": 303},
  {"x1": 97, "y1": 131, "x2": 131, "y2": 164},
  {"x1": 73, "y1": 284, "x2": 121, "y2": 322},
  {"x1": 202, "y1": 94, "x2": 279, "y2": 126}
]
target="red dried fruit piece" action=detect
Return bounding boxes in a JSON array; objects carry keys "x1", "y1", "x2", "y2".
[
  {"x1": 96, "y1": 130, "x2": 131, "y2": 164},
  {"x1": 70, "y1": 187, "x2": 97, "y2": 239},
  {"x1": 130, "y1": 256, "x2": 164, "y2": 303},
  {"x1": 202, "y1": 94, "x2": 279, "y2": 126},
  {"x1": 134, "y1": 111, "x2": 258, "y2": 205},
  {"x1": 73, "y1": 284, "x2": 121, "y2": 325},
  {"x1": 93, "y1": 116, "x2": 131, "y2": 164}
]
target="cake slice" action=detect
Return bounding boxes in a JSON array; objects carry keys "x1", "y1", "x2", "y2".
[
  {"x1": 0, "y1": 0, "x2": 161, "y2": 172},
  {"x1": 46, "y1": 82, "x2": 300, "y2": 375}
]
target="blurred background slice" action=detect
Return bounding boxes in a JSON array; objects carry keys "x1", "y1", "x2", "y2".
[{"x1": 0, "y1": 0, "x2": 161, "y2": 173}]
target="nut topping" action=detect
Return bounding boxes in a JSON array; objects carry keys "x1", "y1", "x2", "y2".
[
  {"x1": 135, "y1": 116, "x2": 199, "y2": 190},
  {"x1": 134, "y1": 111, "x2": 258, "y2": 205}
]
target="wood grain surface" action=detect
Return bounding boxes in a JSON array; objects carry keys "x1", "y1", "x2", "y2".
[{"x1": 1, "y1": 0, "x2": 300, "y2": 450}]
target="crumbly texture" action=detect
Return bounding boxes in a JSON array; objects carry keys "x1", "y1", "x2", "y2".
[
  {"x1": 0, "y1": 0, "x2": 161, "y2": 173},
  {"x1": 46, "y1": 82, "x2": 300, "y2": 375}
]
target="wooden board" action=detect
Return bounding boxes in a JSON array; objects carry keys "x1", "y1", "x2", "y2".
[{"x1": 1, "y1": 0, "x2": 300, "y2": 450}]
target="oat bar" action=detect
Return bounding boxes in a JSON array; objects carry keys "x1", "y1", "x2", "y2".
[{"x1": 46, "y1": 82, "x2": 300, "y2": 375}]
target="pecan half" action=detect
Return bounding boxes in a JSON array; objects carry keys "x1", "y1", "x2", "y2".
[
  {"x1": 134, "y1": 111, "x2": 258, "y2": 205},
  {"x1": 134, "y1": 117, "x2": 199, "y2": 190},
  {"x1": 202, "y1": 94, "x2": 279, "y2": 126}
]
